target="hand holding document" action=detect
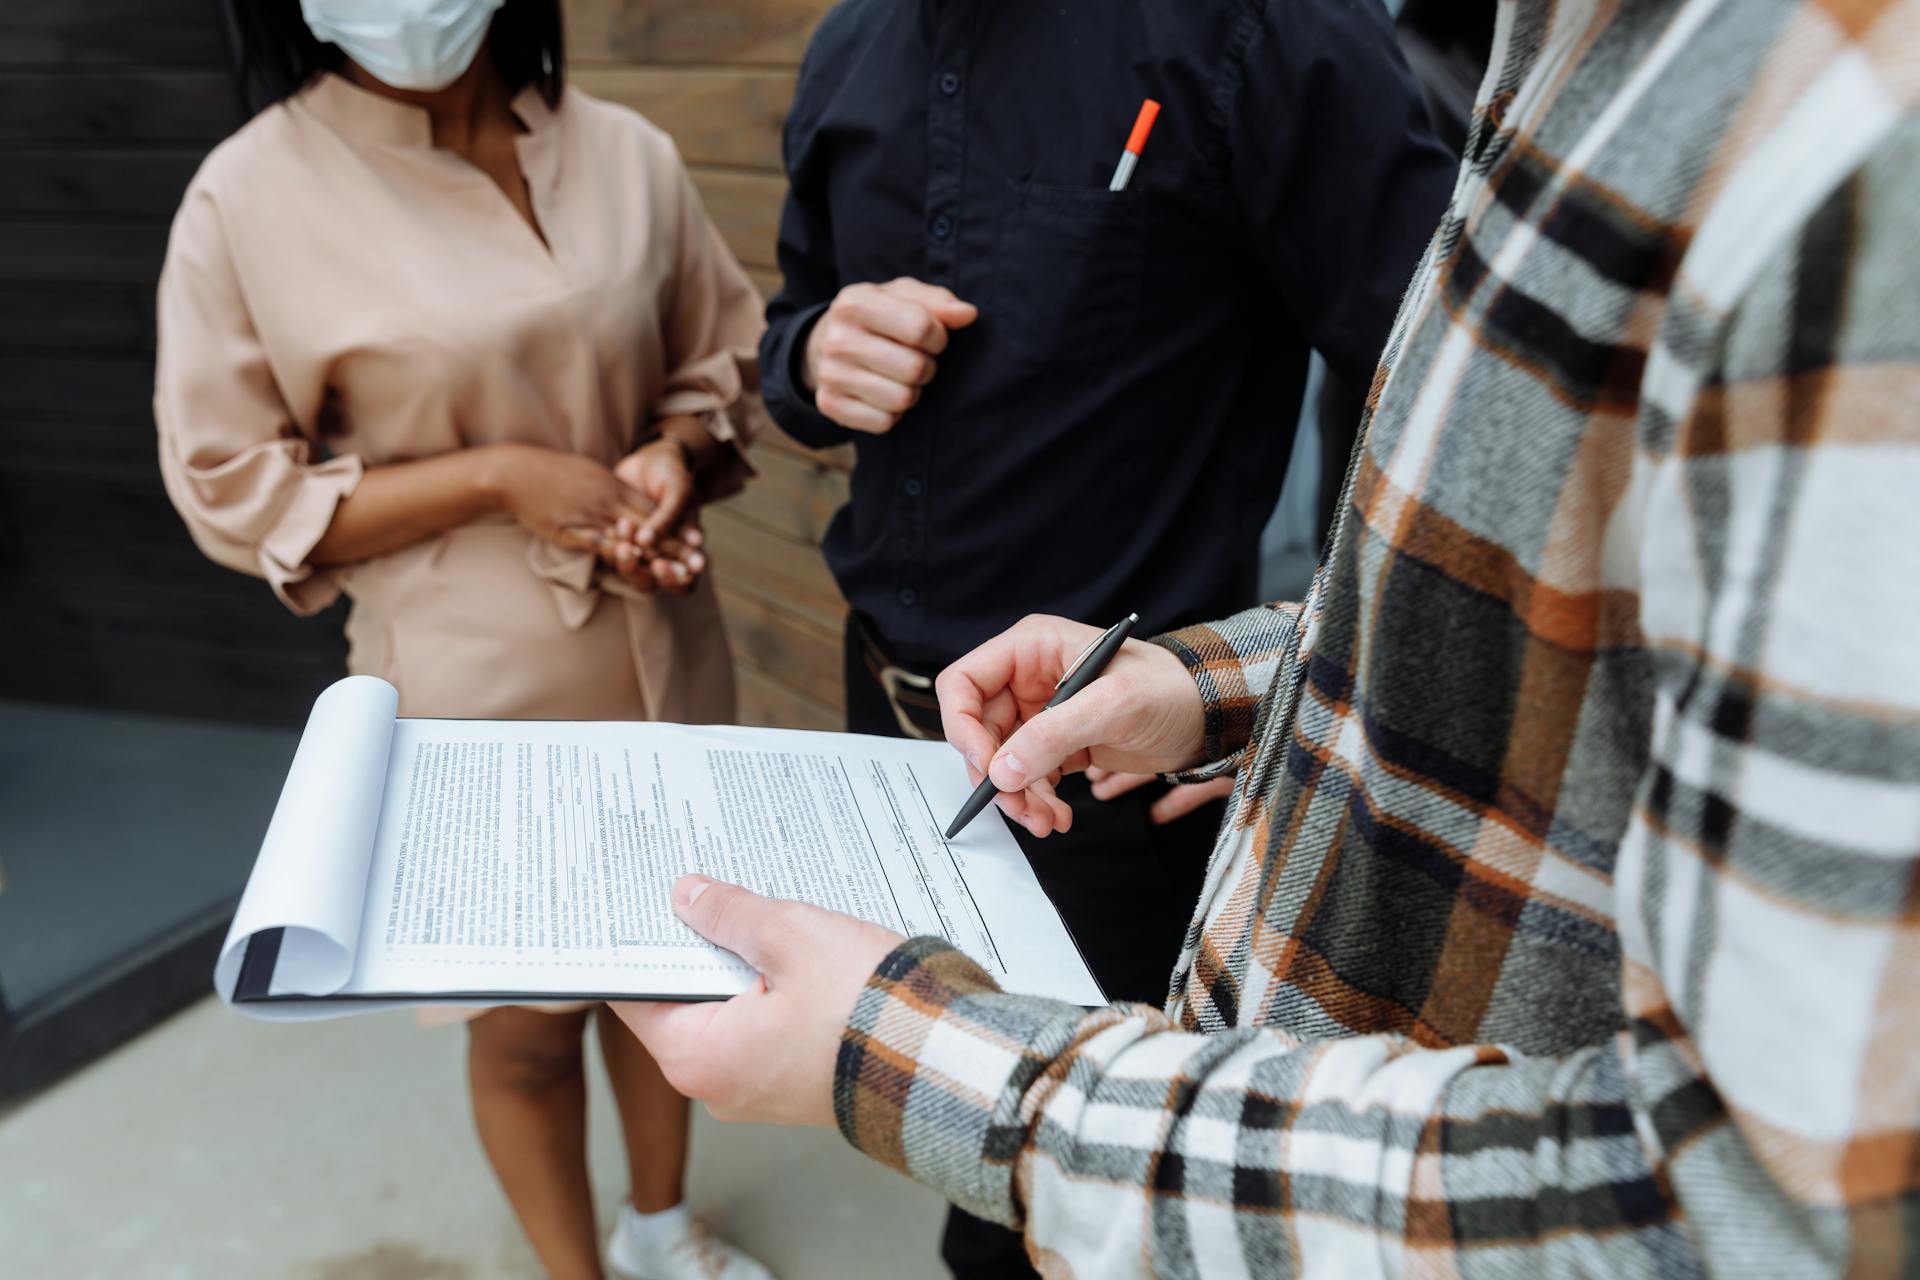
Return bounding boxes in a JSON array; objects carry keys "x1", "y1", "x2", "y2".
[{"x1": 214, "y1": 678, "x2": 1102, "y2": 1019}]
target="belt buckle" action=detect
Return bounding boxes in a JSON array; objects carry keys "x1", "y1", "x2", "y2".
[{"x1": 878, "y1": 663, "x2": 939, "y2": 740}]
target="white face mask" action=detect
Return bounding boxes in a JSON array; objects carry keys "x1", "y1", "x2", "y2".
[{"x1": 301, "y1": 0, "x2": 506, "y2": 93}]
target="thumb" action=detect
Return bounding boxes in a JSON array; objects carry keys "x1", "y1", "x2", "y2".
[
  {"x1": 610, "y1": 999, "x2": 734, "y2": 1104},
  {"x1": 932, "y1": 296, "x2": 978, "y2": 330},
  {"x1": 987, "y1": 686, "x2": 1120, "y2": 792},
  {"x1": 630, "y1": 475, "x2": 689, "y2": 549},
  {"x1": 612, "y1": 997, "x2": 722, "y2": 1055},
  {"x1": 883, "y1": 278, "x2": 978, "y2": 331},
  {"x1": 670, "y1": 875, "x2": 787, "y2": 975}
]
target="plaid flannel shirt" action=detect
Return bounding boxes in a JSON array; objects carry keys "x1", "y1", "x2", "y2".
[{"x1": 832, "y1": 1, "x2": 1920, "y2": 1275}]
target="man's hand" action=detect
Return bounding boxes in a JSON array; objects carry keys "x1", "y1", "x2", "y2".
[
  {"x1": 613, "y1": 876, "x2": 904, "y2": 1127},
  {"x1": 936, "y1": 614, "x2": 1208, "y2": 838},
  {"x1": 804, "y1": 278, "x2": 978, "y2": 433},
  {"x1": 1086, "y1": 769, "x2": 1235, "y2": 824}
]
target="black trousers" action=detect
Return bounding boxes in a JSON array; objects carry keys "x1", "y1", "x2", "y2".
[{"x1": 843, "y1": 622, "x2": 1222, "y2": 1279}]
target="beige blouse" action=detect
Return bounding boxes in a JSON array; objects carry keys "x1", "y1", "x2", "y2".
[{"x1": 155, "y1": 73, "x2": 767, "y2": 723}]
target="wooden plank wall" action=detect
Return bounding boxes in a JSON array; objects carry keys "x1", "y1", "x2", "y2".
[
  {"x1": 0, "y1": 0, "x2": 353, "y2": 725},
  {"x1": 567, "y1": 0, "x2": 852, "y2": 731}
]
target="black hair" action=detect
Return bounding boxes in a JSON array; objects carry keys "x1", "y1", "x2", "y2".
[{"x1": 226, "y1": 1, "x2": 565, "y2": 117}]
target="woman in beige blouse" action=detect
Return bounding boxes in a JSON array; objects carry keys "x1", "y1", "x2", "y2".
[{"x1": 156, "y1": 4, "x2": 773, "y2": 1277}]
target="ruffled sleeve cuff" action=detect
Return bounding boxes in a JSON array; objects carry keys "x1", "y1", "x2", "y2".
[
  {"x1": 253, "y1": 453, "x2": 362, "y2": 616},
  {"x1": 654, "y1": 348, "x2": 770, "y2": 506}
]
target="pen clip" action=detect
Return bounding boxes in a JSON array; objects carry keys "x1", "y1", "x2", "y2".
[{"x1": 1056, "y1": 621, "x2": 1121, "y2": 691}]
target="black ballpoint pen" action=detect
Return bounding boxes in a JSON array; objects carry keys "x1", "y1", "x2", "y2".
[{"x1": 943, "y1": 612, "x2": 1140, "y2": 839}]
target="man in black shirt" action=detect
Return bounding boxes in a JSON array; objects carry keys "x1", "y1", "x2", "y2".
[{"x1": 758, "y1": 3, "x2": 1452, "y2": 1272}]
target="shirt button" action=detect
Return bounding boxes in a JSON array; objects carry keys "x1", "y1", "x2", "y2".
[
  {"x1": 931, "y1": 214, "x2": 953, "y2": 239},
  {"x1": 903, "y1": 475, "x2": 924, "y2": 497},
  {"x1": 897, "y1": 587, "x2": 920, "y2": 607},
  {"x1": 939, "y1": 71, "x2": 961, "y2": 95}
]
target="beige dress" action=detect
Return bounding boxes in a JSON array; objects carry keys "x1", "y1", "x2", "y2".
[{"x1": 155, "y1": 72, "x2": 767, "y2": 726}]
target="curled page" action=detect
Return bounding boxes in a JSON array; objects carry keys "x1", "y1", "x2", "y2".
[{"x1": 213, "y1": 676, "x2": 398, "y2": 1006}]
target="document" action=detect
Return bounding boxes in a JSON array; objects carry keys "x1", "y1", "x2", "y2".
[{"x1": 215, "y1": 677, "x2": 1104, "y2": 1019}]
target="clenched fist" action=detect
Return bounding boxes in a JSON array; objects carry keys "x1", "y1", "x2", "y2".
[{"x1": 803, "y1": 277, "x2": 977, "y2": 433}]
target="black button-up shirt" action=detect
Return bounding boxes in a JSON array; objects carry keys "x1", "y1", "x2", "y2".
[{"x1": 760, "y1": 0, "x2": 1454, "y2": 671}]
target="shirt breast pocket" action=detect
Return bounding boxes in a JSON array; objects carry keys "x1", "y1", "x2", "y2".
[{"x1": 993, "y1": 179, "x2": 1146, "y2": 371}]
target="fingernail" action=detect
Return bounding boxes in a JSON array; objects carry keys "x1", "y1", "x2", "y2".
[
  {"x1": 674, "y1": 875, "x2": 713, "y2": 908},
  {"x1": 965, "y1": 752, "x2": 981, "y2": 773},
  {"x1": 990, "y1": 753, "x2": 1027, "y2": 789}
]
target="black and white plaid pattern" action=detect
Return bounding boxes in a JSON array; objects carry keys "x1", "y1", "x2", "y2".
[{"x1": 835, "y1": 2, "x2": 1920, "y2": 1274}]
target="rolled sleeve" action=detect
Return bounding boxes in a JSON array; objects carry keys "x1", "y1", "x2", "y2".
[
  {"x1": 654, "y1": 153, "x2": 774, "y2": 504},
  {"x1": 164, "y1": 442, "x2": 363, "y2": 615},
  {"x1": 154, "y1": 185, "x2": 361, "y2": 615}
]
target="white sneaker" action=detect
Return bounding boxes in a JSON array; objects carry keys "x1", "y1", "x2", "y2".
[{"x1": 606, "y1": 1203, "x2": 776, "y2": 1280}]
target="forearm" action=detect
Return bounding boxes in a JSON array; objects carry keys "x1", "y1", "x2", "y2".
[
  {"x1": 308, "y1": 444, "x2": 513, "y2": 565},
  {"x1": 839, "y1": 940, "x2": 1688, "y2": 1277}
]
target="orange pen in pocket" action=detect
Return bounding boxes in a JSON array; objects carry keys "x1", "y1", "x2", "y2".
[{"x1": 1107, "y1": 98, "x2": 1161, "y2": 192}]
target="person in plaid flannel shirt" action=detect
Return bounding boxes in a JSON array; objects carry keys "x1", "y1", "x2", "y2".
[{"x1": 619, "y1": 0, "x2": 1920, "y2": 1273}]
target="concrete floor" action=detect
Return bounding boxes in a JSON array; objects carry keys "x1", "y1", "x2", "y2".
[{"x1": 0, "y1": 998, "x2": 949, "y2": 1280}]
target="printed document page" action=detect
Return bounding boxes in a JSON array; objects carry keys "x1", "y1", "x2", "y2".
[{"x1": 327, "y1": 718, "x2": 1103, "y2": 1006}]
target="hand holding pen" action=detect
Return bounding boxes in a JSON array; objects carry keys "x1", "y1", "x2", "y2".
[{"x1": 936, "y1": 613, "x2": 1210, "y2": 839}]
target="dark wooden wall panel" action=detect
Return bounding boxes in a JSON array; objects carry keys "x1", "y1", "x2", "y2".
[
  {"x1": 0, "y1": 222, "x2": 171, "y2": 286},
  {"x1": 0, "y1": 148, "x2": 203, "y2": 218},
  {"x1": 0, "y1": 287, "x2": 156, "y2": 351},
  {"x1": 0, "y1": 0, "x2": 348, "y2": 726},
  {"x1": 0, "y1": 4, "x2": 230, "y2": 68},
  {"x1": 0, "y1": 70, "x2": 235, "y2": 143}
]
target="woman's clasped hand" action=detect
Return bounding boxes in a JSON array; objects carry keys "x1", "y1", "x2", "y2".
[{"x1": 493, "y1": 436, "x2": 710, "y2": 595}]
